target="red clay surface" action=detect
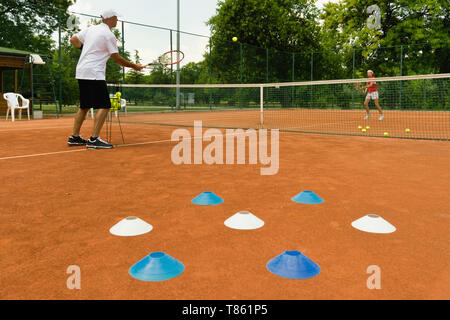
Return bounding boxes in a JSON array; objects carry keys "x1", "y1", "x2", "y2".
[{"x1": 0, "y1": 116, "x2": 449, "y2": 300}]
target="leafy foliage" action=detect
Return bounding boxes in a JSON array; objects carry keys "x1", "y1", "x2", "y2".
[
  {"x1": 207, "y1": 0, "x2": 321, "y2": 83},
  {"x1": 320, "y1": 0, "x2": 450, "y2": 75},
  {"x1": 0, "y1": 0, "x2": 74, "y2": 54}
]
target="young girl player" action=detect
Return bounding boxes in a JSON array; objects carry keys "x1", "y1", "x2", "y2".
[{"x1": 363, "y1": 70, "x2": 384, "y2": 120}]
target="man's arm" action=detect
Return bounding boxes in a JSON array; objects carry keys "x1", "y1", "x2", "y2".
[
  {"x1": 70, "y1": 35, "x2": 83, "y2": 49},
  {"x1": 111, "y1": 53, "x2": 146, "y2": 71}
]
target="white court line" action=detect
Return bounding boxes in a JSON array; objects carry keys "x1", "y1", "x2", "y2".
[
  {"x1": 0, "y1": 130, "x2": 256, "y2": 161},
  {"x1": 0, "y1": 138, "x2": 175, "y2": 161},
  {"x1": 0, "y1": 149, "x2": 87, "y2": 161},
  {"x1": 0, "y1": 125, "x2": 74, "y2": 132}
]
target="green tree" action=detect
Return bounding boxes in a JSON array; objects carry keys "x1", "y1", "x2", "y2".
[
  {"x1": 146, "y1": 66, "x2": 172, "y2": 84},
  {"x1": 180, "y1": 61, "x2": 209, "y2": 84},
  {"x1": 207, "y1": 0, "x2": 321, "y2": 84},
  {"x1": 0, "y1": 0, "x2": 74, "y2": 54},
  {"x1": 320, "y1": 0, "x2": 450, "y2": 76},
  {"x1": 126, "y1": 50, "x2": 144, "y2": 84},
  {"x1": 51, "y1": 33, "x2": 81, "y2": 106}
]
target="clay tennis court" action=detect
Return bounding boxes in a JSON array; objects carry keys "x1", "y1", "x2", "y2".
[{"x1": 0, "y1": 114, "x2": 449, "y2": 300}]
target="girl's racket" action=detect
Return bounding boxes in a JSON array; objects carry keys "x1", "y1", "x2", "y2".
[{"x1": 147, "y1": 50, "x2": 184, "y2": 67}]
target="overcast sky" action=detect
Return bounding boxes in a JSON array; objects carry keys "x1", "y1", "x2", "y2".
[{"x1": 63, "y1": 0, "x2": 338, "y2": 69}]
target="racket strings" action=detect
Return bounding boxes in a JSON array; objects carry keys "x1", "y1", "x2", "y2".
[{"x1": 158, "y1": 54, "x2": 172, "y2": 65}]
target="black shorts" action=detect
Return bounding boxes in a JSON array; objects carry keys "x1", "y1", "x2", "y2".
[{"x1": 78, "y1": 79, "x2": 111, "y2": 109}]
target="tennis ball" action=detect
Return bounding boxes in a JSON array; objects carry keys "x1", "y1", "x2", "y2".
[
  {"x1": 384, "y1": 132, "x2": 389, "y2": 136},
  {"x1": 405, "y1": 128, "x2": 411, "y2": 133},
  {"x1": 362, "y1": 129, "x2": 367, "y2": 133},
  {"x1": 232, "y1": 37, "x2": 238, "y2": 42},
  {"x1": 366, "y1": 126, "x2": 370, "y2": 129},
  {"x1": 358, "y1": 126, "x2": 362, "y2": 129}
]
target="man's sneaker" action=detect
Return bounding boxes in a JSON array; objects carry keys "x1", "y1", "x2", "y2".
[
  {"x1": 68, "y1": 135, "x2": 88, "y2": 146},
  {"x1": 86, "y1": 137, "x2": 113, "y2": 149},
  {"x1": 364, "y1": 113, "x2": 371, "y2": 120},
  {"x1": 378, "y1": 114, "x2": 384, "y2": 120}
]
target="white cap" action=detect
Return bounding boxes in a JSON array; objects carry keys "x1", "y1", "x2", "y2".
[
  {"x1": 101, "y1": 9, "x2": 121, "y2": 19},
  {"x1": 367, "y1": 70, "x2": 374, "y2": 74}
]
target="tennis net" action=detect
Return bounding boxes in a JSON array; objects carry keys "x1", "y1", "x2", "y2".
[{"x1": 107, "y1": 73, "x2": 450, "y2": 140}]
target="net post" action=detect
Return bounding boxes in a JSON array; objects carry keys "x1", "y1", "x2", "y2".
[{"x1": 260, "y1": 85, "x2": 264, "y2": 125}]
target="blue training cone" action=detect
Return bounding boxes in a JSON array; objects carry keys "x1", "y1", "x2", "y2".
[
  {"x1": 129, "y1": 252, "x2": 185, "y2": 282},
  {"x1": 267, "y1": 250, "x2": 321, "y2": 279},
  {"x1": 191, "y1": 191, "x2": 224, "y2": 205},
  {"x1": 291, "y1": 191, "x2": 324, "y2": 204}
]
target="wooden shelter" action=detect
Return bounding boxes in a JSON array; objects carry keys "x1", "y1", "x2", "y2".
[{"x1": 0, "y1": 47, "x2": 33, "y2": 115}]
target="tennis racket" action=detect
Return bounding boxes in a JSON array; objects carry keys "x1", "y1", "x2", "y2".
[{"x1": 146, "y1": 50, "x2": 185, "y2": 67}]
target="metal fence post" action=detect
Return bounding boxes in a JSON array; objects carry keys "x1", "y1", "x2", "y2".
[
  {"x1": 121, "y1": 21, "x2": 125, "y2": 82},
  {"x1": 58, "y1": 9, "x2": 62, "y2": 113},
  {"x1": 399, "y1": 45, "x2": 403, "y2": 109},
  {"x1": 291, "y1": 52, "x2": 295, "y2": 107},
  {"x1": 170, "y1": 30, "x2": 174, "y2": 109},
  {"x1": 292, "y1": 52, "x2": 295, "y2": 82},
  {"x1": 352, "y1": 49, "x2": 355, "y2": 108},
  {"x1": 310, "y1": 52, "x2": 313, "y2": 108},
  {"x1": 240, "y1": 42, "x2": 243, "y2": 84},
  {"x1": 31, "y1": 60, "x2": 34, "y2": 116},
  {"x1": 239, "y1": 42, "x2": 243, "y2": 108},
  {"x1": 121, "y1": 21, "x2": 126, "y2": 105},
  {"x1": 209, "y1": 37, "x2": 212, "y2": 110},
  {"x1": 352, "y1": 48, "x2": 355, "y2": 78}
]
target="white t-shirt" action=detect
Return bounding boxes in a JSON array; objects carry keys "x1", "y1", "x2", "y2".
[{"x1": 75, "y1": 23, "x2": 119, "y2": 80}]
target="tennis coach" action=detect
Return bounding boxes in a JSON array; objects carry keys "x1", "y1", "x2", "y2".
[{"x1": 68, "y1": 9, "x2": 145, "y2": 149}]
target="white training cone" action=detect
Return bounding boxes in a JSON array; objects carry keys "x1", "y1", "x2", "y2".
[
  {"x1": 110, "y1": 216, "x2": 153, "y2": 236},
  {"x1": 351, "y1": 214, "x2": 396, "y2": 234},
  {"x1": 224, "y1": 211, "x2": 264, "y2": 230}
]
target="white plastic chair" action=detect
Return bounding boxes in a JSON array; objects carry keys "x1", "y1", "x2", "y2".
[{"x1": 3, "y1": 93, "x2": 30, "y2": 122}]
